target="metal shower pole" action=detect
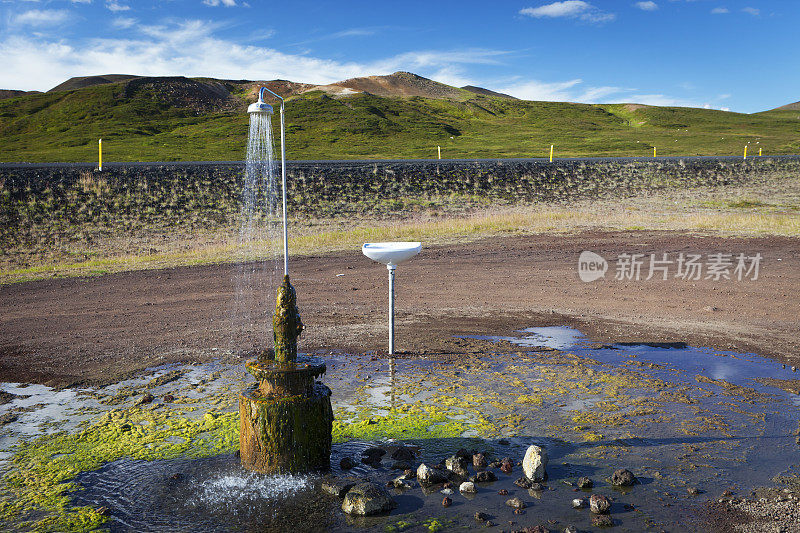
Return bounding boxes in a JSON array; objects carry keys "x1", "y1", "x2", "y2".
[{"x1": 259, "y1": 87, "x2": 288, "y2": 277}]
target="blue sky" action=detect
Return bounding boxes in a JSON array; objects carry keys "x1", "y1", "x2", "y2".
[{"x1": 1, "y1": 0, "x2": 797, "y2": 112}]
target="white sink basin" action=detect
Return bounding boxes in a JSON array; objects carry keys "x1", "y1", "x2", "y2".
[{"x1": 362, "y1": 242, "x2": 422, "y2": 267}]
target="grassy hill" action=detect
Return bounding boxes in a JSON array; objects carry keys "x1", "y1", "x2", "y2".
[{"x1": 0, "y1": 73, "x2": 798, "y2": 162}]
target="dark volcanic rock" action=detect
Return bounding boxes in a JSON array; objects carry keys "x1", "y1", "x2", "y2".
[
  {"x1": 592, "y1": 514, "x2": 613, "y2": 527},
  {"x1": 505, "y1": 496, "x2": 526, "y2": 509},
  {"x1": 340, "y1": 457, "x2": 356, "y2": 470},
  {"x1": 341, "y1": 482, "x2": 396, "y2": 516},
  {"x1": 320, "y1": 477, "x2": 357, "y2": 498},
  {"x1": 445, "y1": 455, "x2": 469, "y2": 478},
  {"x1": 473, "y1": 452, "x2": 488, "y2": 468},
  {"x1": 390, "y1": 446, "x2": 415, "y2": 461},
  {"x1": 471, "y1": 471, "x2": 497, "y2": 483},
  {"x1": 590, "y1": 493, "x2": 611, "y2": 514},
  {"x1": 611, "y1": 468, "x2": 637, "y2": 487},
  {"x1": 417, "y1": 463, "x2": 448, "y2": 485},
  {"x1": 577, "y1": 476, "x2": 593, "y2": 489}
]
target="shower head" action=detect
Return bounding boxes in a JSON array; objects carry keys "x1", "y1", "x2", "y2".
[{"x1": 248, "y1": 87, "x2": 274, "y2": 114}]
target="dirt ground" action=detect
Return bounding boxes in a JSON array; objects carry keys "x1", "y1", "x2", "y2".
[{"x1": 1, "y1": 230, "x2": 798, "y2": 388}]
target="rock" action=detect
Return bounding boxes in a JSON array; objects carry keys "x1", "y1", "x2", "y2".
[
  {"x1": 441, "y1": 488, "x2": 453, "y2": 496},
  {"x1": 571, "y1": 498, "x2": 585, "y2": 509},
  {"x1": 340, "y1": 457, "x2": 356, "y2": 470},
  {"x1": 442, "y1": 496, "x2": 452, "y2": 507},
  {"x1": 341, "y1": 482, "x2": 397, "y2": 516},
  {"x1": 501, "y1": 457, "x2": 514, "y2": 474},
  {"x1": 445, "y1": 455, "x2": 470, "y2": 478},
  {"x1": 391, "y1": 461, "x2": 411, "y2": 470},
  {"x1": 610, "y1": 468, "x2": 637, "y2": 487},
  {"x1": 403, "y1": 468, "x2": 415, "y2": 478},
  {"x1": 0, "y1": 391, "x2": 16, "y2": 405},
  {"x1": 490, "y1": 461, "x2": 502, "y2": 468},
  {"x1": 591, "y1": 514, "x2": 613, "y2": 527},
  {"x1": 687, "y1": 487, "x2": 701, "y2": 496},
  {"x1": 392, "y1": 476, "x2": 413, "y2": 489},
  {"x1": 514, "y1": 476, "x2": 533, "y2": 489},
  {"x1": 361, "y1": 447, "x2": 386, "y2": 465},
  {"x1": 460, "y1": 481, "x2": 477, "y2": 493},
  {"x1": 523, "y1": 445, "x2": 548, "y2": 482},
  {"x1": 526, "y1": 527, "x2": 550, "y2": 533},
  {"x1": 320, "y1": 477, "x2": 357, "y2": 498},
  {"x1": 506, "y1": 497, "x2": 526, "y2": 509},
  {"x1": 455, "y1": 448, "x2": 472, "y2": 459},
  {"x1": 514, "y1": 508, "x2": 525, "y2": 515},
  {"x1": 589, "y1": 494, "x2": 611, "y2": 514},
  {"x1": 498, "y1": 438, "x2": 510, "y2": 445},
  {"x1": 162, "y1": 394, "x2": 175, "y2": 402},
  {"x1": 564, "y1": 526, "x2": 578, "y2": 533},
  {"x1": 134, "y1": 393, "x2": 154, "y2": 406},
  {"x1": 475, "y1": 511, "x2": 490, "y2": 521},
  {"x1": 391, "y1": 446, "x2": 415, "y2": 461},
  {"x1": 529, "y1": 482, "x2": 545, "y2": 491},
  {"x1": 498, "y1": 488, "x2": 509, "y2": 495},
  {"x1": 96, "y1": 506, "x2": 110, "y2": 516},
  {"x1": 0, "y1": 412, "x2": 18, "y2": 425},
  {"x1": 471, "y1": 471, "x2": 497, "y2": 483},
  {"x1": 473, "y1": 452, "x2": 488, "y2": 468},
  {"x1": 417, "y1": 463, "x2": 448, "y2": 485},
  {"x1": 577, "y1": 476, "x2": 593, "y2": 489}
]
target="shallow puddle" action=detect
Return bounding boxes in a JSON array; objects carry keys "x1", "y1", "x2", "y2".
[{"x1": 1, "y1": 327, "x2": 799, "y2": 531}]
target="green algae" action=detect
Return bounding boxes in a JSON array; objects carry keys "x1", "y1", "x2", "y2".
[
  {"x1": 333, "y1": 409, "x2": 469, "y2": 443},
  {"x1": 0, "y1": 408, "x2": 239, "y2": 532}
]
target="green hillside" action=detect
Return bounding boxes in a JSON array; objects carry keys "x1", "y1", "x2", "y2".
[{"x1": 0, "y1": 76, "x2": 798, "y2": 162}]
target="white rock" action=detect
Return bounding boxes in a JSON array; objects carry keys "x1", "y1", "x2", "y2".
[
  {"x1": 522, "y1": 445, "x2": 548, "y2": 482},
  {"x1": 571, "y1": 498, "x2": 585, "y2": 509},
  {"x1": 417, "y1": 463, "x2": 447, "y2": 485},
  {"x1": 440, "y1": 488, "x2": 453, "y2": 495},
  {"x1": 459, "y1": 481, "x2": 477, "y2": 493}
]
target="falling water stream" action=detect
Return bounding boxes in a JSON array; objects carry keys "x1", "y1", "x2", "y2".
[{"x1": 230, "y1": 110, "x2": 282, "y2": 351}]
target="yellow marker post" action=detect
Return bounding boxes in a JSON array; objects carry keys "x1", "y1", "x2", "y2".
[
  {"x1": 759, "y1": 148, "x2": 762, "y2": 157},
  {"x1": 653, "y1": 146, "x2": 656, "y2": 158},
  {"x1": 98, "y1": 139, "x2": 102, "y2": 171},
  {"x1": 437, "y1": 145, "x2": 441, "y2": 160},
  {"x1": 549, "y1": 144, "x2": 554, "y2": 163},
  {"x1": 743, "y1": 145, "x2": 747, "y2": 160}
]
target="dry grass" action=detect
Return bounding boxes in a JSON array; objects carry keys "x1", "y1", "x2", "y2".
[{"x1": 2, "y1": 176, "x2": 798, "y2": 284}]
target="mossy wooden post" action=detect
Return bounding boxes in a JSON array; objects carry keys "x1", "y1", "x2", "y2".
[
  {"x1": 239, "y1": 275, "x2": 333, "y2": 474},
  {"x1": 272, "y1": 275, "x2": 303, "y2": 363}
]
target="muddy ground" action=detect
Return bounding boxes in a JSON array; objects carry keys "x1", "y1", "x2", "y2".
[{"x1": 1, "y1": 230, "x2": 798, "y2": 389}]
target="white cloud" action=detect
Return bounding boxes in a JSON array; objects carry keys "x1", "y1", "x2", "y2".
[
  {"x1": 0, "y1": 19, "x2": 509, "y2": 91},
  {"x1": 711, "y1": 7, "x2": 729, "y2": 14},
  {"x1": 203, "y1": 0, "x2": 237, "y2": 6},
  {"x1": 331, "y1": 28, "x2": 376, "y2": 38},
  {"x1": 500, "y1": 78, "x2": 583, "y2": 101},
  {"x1": 578, "y1": 85, "x2": 627, "y2": 101},
  {"x1": 11, "y1": 9, "x2": 70, "y2": 26},
  {"x1": 742, "y1": 7, "x2": 759, "y2": 16},
  {"x1": 635, "y1": 1, "x2": 658, "y2": 11},
  {"x1": 519, "y1": 1, "x2": 615, "y2": 23},
  {"x1": 70, "y1": 0, "x2": 92, "y2": 4},
  {"x1": 105, "y1": 0, "x2": 130, "y2": 12},
  {"x1": 112, "y1": 16, "x2": 136, "y2": 29}
]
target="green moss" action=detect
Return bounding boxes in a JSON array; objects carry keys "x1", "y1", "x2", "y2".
[
  {"x1": 423, "y1": 517, "x2": 452, "y2": 532},
  {"x1": 0, "y1": 408, "x2": 238, "y2": 531},
  {"x1": 333, "y1": 410, "x2": 469, "y2": 443}
]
